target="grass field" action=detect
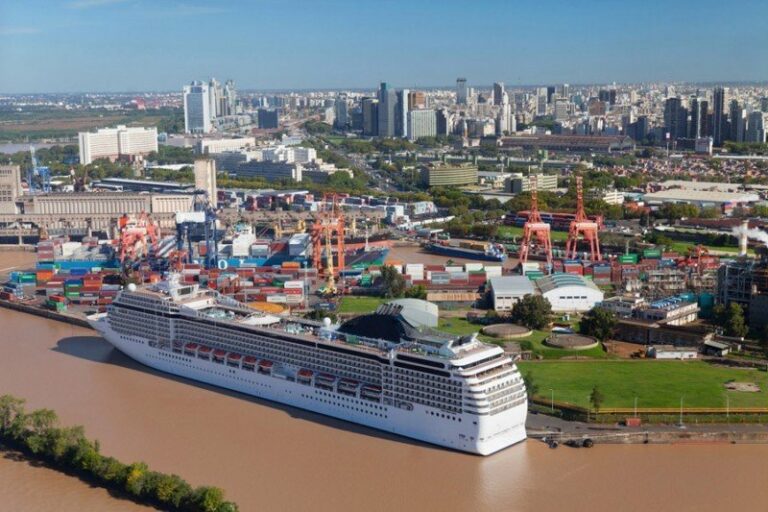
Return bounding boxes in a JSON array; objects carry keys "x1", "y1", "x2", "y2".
[
  {"x1": 518, "y1": 360, "x2": 768, "y2": 409},
  {"x1": 519, "y1": 330, "x2": 607, "y2": 359},
  {"x1": 337, "y1": 296, "x2": 386, "y2": 314},
  {"x1": 498, "y1": 225, "x2": 569, "y2": 242},
  {"x1": 437, "y1": 317, "x2": 497, "y2": 343},
  {"x1": 668, "y1": 240, "x2": 750, "y2": 255}
]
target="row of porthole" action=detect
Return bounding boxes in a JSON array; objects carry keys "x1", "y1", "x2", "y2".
[
  {"x1": 302, "y1": 394, "x2": 388, "y2": 418},
  {"x1": 425, "y1": 410, "x2": 462, "y2": 422}
]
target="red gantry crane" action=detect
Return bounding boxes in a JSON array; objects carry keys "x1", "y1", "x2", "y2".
[
  {"x1": 117, "y1": 211, "x2": 160, "y2": 268},
  {"x1": 311, "y1": 194, "x2": 345, "y2": 279},
  {"x1": 565, "y1": 176, "x2": 601, "y2": 262},
  {"x1": 519, "y1": 175, "x2": 553, "y2": 268}
]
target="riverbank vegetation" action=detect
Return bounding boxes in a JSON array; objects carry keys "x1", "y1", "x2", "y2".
[{"x1": 0, "y1": 394, "x2": 238, "y2": 512}]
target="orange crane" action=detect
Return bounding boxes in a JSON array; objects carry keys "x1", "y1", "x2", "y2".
[
  {"x1": 311, "y1": 194, "x2": 345, "y2": 277},
  {"x1": 519, "y1": 175, "x2": 553, "y2": 268},
  {"x1": 565, "y1": 176, "x2": 601, "y2": 261},
  {"x1": 117, "y1": 211, "x2": 160, "y2": 268}
]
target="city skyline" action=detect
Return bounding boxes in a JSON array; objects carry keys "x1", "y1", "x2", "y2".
[{"x1": 1, "y1": 0, "x2": 767, "y2": 93}]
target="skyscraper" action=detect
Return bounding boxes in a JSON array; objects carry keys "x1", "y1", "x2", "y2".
[
  {"x1": 361, "y1": 98, "x2": 379, "y2": 136},
  {"x1": 546, "y1": 86, "x2": 556, "y2": 104},
  {"x1": 223, "y1": 80, "x2": 237, "y2": 116},
  {"x1": 334, "y1": 96, "x2": 348, "y2": 129},
  {"x1": 730, "y1": 100, "x2": 746, "y2": 142},
  {"x1": 664, "y1": 97, "x2": 688, "y2": 140},
  {"x1": 208, "y1": 78, "x2": 222, "y2": 118},
  {"x1": 407, "y1": 110, "x2": 437, "y2": 141},
  {"x1": 493, "y1": 82, "x2": 505, "y2": 106},
  {"x1": 713, "y1": 86, "x2": 726, "y2": 146},
  {"x1": 395, "y1": 89, "x2": 409, "y2": 138},
  {"x1": 183, "y1": 80, "x2": 212, "y2": 134},
  {"x1": 536, "y1": 87, "x2": 548, "y2": 116},
  {"x1": 688, "y1": 97, "x2": 706, "y2": 139},
  {"x1": 747, "y1": 112, "x2": 766, "y2": 143},
  {"x1": 456, "y1": 78, "x2": 468, "y2": 105},
  {"x1": 377, "y1": 82, "x2": 396, "y2": 137}
]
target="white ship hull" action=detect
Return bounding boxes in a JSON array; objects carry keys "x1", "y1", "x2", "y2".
[{"x1": 90, "y1": 319, "x2": 527, "y2": 455}]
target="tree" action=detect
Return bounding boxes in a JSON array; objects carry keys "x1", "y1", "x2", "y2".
[
  {"x1": 510, "y1": 295, "x2": 552, "y2": 330},
  {"x1": 0, "y1": 395, "x2": 25, "y2": 435},
  {"x1": 522, "y1": 372, "x2": 539, "y2": 399},
  {"x1": 713, "y1": 303, "x2": 748, "y2": 338},
  {"x1": 379, "y1": 265, "x2": 406, "y2": 299},
  {"x1": 589, "y1": 385, "x2": 605, "y2": 413},
  {"x1": 404, "y1": 285, "x2": 427, "y2": 300},
  {"x1": 580, "y1": 307, "x2": 617, "y2": 342}
]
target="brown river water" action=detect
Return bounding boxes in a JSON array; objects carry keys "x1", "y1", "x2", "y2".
[{"x1": 0, "y1": 251, "x2": 766, "y2": 511}]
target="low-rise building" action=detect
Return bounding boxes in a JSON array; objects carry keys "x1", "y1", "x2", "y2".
[
  {"x1": 505, "y1": 173, "x2": 558, "y2": 194},
  {"x1": 536, "y1": 273, "x2": 604, "y2": 312},
  {"x1": 488, "y1": 276, "x2": 536, "y2": 312},
  {"x1": 420, "y1": 163, "x2": 478, "y2": 187},
  {"x1": 647, "y1": 345, "x2": 698, "y2": 359}
]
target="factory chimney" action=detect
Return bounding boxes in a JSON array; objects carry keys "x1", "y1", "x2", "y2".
[{"x1": 739, "y1": 220, "x2": 749, "y2": 257}]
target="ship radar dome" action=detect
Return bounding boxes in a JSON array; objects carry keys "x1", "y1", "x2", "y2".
[
  {"x1": 323, "y1": 317, "x2": 332, "y2": 328},
  {"x1": 127, "y1": 283, "x2": 137, "y2": 292}
]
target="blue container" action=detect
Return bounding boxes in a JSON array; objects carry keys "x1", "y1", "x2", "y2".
[{"x1": 69, "y1": 268, "x2": 88, "y2": 276}]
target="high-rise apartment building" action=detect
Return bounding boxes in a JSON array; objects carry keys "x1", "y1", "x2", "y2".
[
  {"x1": 208, "y1": 78, "x2": 222, "y2": 118},
  {"x1": 456, "y1": 78, "x2": 468, "y2": 105},
  {"x1": 377, "y1": 82, "x2": 396, "y2": 137},
  {"x1": 78, "y1": 125, "x2": 158, "y2": 165},
  {"x1": 493, "y1": 82, "x2": 506, "y2": 106},
  {"x1": 730, "y1": 100, "x2": 746, "y2": 142},
  {"x1": 713, "y1": 86, "x2": 726, "y2": 146},
  {"x1": 536, "y1": 87, "x2": 548, "y2": 116},
  {"x1": 407, "y1": 110, "x2": 437, "y2": 141},
  {"x1": 184, "y1": 81, "x2": 212, "y2": 134},
  {"x1": 222, "y1": 80, "x2": 237, "y2": 116}
]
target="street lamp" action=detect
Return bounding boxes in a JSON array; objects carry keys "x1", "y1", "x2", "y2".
[
  {"x1": 679, "y1": 396, "x2": 684, "y2": 427},
  {"x1": 550, "y1": 388, "x2": 554, "y2": 413},
  {"x1": 634, "y1": 396, "x2": 638, "y2": 418}
]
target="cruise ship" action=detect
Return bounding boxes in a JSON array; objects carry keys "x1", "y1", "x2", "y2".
[{"x1": 88, "y1": 276, "x2": 527, "y2": 455}]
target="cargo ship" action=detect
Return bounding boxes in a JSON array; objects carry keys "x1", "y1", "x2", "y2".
[
  {"x1": 88, "y1": 275, "x2": 527, "y2": 455},
  {"x1": 424, "y1": 240, "x2": 507, "y2": 262}
]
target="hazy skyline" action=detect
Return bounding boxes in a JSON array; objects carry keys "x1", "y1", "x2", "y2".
[{"x1": 1, "y1": 0, "x2": 767, "y2": 93}]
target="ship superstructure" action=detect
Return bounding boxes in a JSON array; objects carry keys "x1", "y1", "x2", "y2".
[{"x1": 88, "y1": 275, "x2": 527, "y2": 455}]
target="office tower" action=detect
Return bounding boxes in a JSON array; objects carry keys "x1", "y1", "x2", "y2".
[
  {"x1": 361, "y1": 97, "x2": 379, "y2": 136},
  {"x1": 664, "y1": 97, "x2": 687, "y2": 140},
  {"x1": 546, "y1": 86, "x2": 556, "y2": 104},
  {"x1": 456, "y1": 78, "x2": 468, "y2": 105},
  {"x1": 194, "y1": 159, "x2": 217, "y2": 208},
  {"x1": 377, "y1": 82, "x2": 396, "y2": 137},
  {"x1": 407, "y1": 110, "x2": 437, "y2": 141},
  {"x1": 609, "y1": 89, "x2": 617, "y2": 105},
  {"x1": 493, "y1": 82, "x2": 505, "y2": 106},
  {"x1": 223, "y1": 80, "x2": 237, "y2": 116},
  {"x1": 183, "y1": 80, "x2": 212, "y2": 134},
  {"x1": 257, "y1": 108, "x2": 279, "y2": 129},
  {"x1": 408, "y1": 91, "x2": 426, "y2": 110},
  {"x1": 747, "y1": 112, "x2": 766, "y2": 143},
  {"x1": 395, "y1": 89, "x2": 409, "y2": 138},
  {"x1": 688, "y1": 97, "x2": 706, "y2": 139},
  {"x1": 699, "y1": 100, "x2": 710, "y2": 137},
  {"x1": 208, "y1": 78, "x2": 222, "y2": 118},
  {"x1": 0, "y1": 165, "x2": 21, "y2": 214},
  {"x1": 635, "y1": 116, "x2": 649, "y2": 141},
  {"x1": 713, "y1": 86, "x2": 726, "y2": 145},
  {"x1": 536, "y1": 87, "x2": 548, "y2": 116},
  {"x1": 730, "y1": 100, "x2": 746, "y2": 142},
  {"x1": 762, "y1": 97, "x2": 768, "y2": 113},
  {"x1": 513, "y1": 92, "x2": 526, "y2": 113},
  {"x1": 598, "y1": 89, "x2": 610, "y2": 103},
  {"x1": 334, "y1": 96, "x2": 348, "y2": 129},
  {"x1": 436, "y1": 109, "x2": 451, "y2": 136},
  {"x1": 78, "y1": 125, "x2": 158, "y2": 165},
  {"x1": 558, "y1": 83, "x2": 570, "y2": 99}
]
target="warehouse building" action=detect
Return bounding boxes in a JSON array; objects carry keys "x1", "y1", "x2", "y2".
[
  {"x1": 642, "y1": 189, "x2": 759, "y2": 210},
  {"x1": 536, "y1": 273, "x2": 604, "y2": 312},
  {"x1": 488, "y1": 276, "x2": 536, "y2": 312}
]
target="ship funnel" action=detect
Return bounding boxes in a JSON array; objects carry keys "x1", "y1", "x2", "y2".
[{"x1": 739, "y1": 220, "x2": 749, "y2": 257}]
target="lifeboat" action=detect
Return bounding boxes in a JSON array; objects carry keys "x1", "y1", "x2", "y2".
[
  {"x1": 173, "y1": 341, "x2": 183, "y2": 353},
  {"x1": 183, "y1": 343, "x2": 198, "y2": 355},
  {"x1": 362, "y1": 384, "x2": 382, "y2": 394},
  {"x1": 315, "y1": 373, "x2": 336, "y2": 389},
  {"x1": 338, "y1": 378, "x2": 359, "y2": 395},
  {"x1": 242, "y1": 356, "x2": 257, "y2": 371},
  {"x1": 298, "y1": 369, "x2": 313, "y2": 378},
  {"x1": 198, "y1": 346, "x2": 212, "y2": 354},
  {"x1": 361, "y1": 384, "x2": 383, "y2": 401},
  {"x1": 227, "y1": 353, "x2": 242, "y2": 367},
  {"x1": 259, "y1": 359, "x2": 273, "y2": 368}
]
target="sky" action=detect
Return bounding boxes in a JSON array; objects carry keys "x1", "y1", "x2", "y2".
[{"x1": 1, "y1": 0, "x2": 767, "y2": 93}]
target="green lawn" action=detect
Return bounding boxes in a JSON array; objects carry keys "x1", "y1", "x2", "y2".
[
  {"x1": 498, "y1": 225, "x2": 569, "y2": 242},
  {"x1": 519, "y1": 329, "x2": 607, "y2": 359},
  {"x1": 337, "y1": 297, "x2": 386, "y2": 314},
  {"x1": 668, "y1": 240, "x2": 751, "y2": 256},
  {"x1": 518, "y1": 360, "x2": 768, "y2": 409},
  {"x1": 437, "y1": 317, "x2": 496, "y2": 343}
]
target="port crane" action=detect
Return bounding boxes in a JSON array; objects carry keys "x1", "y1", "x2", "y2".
[
  {"x1": 565, "y1": 176, "x2": 601, "y2": 262},
  {"x1": 27, "y1": 146, "x2": 51, "y2": 193}
]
